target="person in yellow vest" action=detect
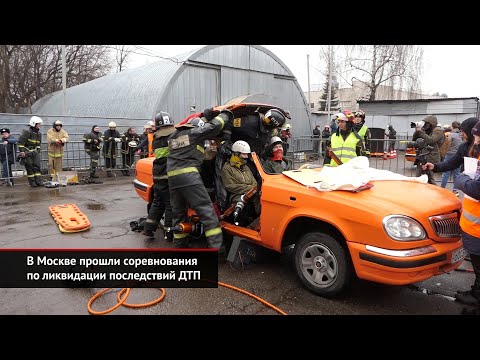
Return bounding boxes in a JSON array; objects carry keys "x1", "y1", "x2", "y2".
[
  {"x1": 324, "y1": 111, "x2": 364, "y2": 167},
  {"x1": 454, "y1": 119, "x2": 480, "y2": 307},
  {"x1": 46, "y1": 120, "x2": 69, "y2": 180},
  {"x1": 353, "y1": 110, "x2": 371, "y2": 157}
]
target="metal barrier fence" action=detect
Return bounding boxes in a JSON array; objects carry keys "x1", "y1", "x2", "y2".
[
  {"x1": 0, "y1": 133, "x2": 145, "y2": 184},
  {"x1": 0, "y1": 134, "x2": 455, "y2": 185},
  {"x1": 288, "y1": 136, "x2": 455, "y2": 182}
]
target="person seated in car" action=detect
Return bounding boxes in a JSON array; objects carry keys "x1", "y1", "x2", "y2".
[
  {"x1": 220, "y1": 140, "x2": 260, "y2": 219},
  {"x1": 262, "y1": 136, "x2": 293, "y2": 174}
]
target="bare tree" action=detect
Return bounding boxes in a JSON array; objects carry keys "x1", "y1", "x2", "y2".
[
  {"x1": 0, "y1": 45, "x2": 112, "y2": 113},
  {"x1": 337, "y1": 45, "x2": 423, "y2": 101},
  {"x1": 112, "y1": 45, "x2": 135, "y2": 72}
]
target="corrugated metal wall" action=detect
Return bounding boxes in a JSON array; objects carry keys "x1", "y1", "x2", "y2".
[
  {"x1": 360, "y1": 98, "x2": 479, "y2": 138},
  {"x1": 160, "y1": 65, "x2": 220, "y2": 123}
]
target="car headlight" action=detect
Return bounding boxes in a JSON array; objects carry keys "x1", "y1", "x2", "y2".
[{"x1": 382, "y1": 215, "x2": 426, "y2": 241}]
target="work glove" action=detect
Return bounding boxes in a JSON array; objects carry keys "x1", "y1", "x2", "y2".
[
  {"x1": 114, "y1": 138, "x2": 122, "y2": 143},
  {"x1": 202, "y1": 107, "x2": 218, "y2": 121},
  {"x1": 61, "y1": 138, "x2": 68, "y2": 143},
  {"x1": 219, "y1": 140, "x2": 232, "y2": 157}
]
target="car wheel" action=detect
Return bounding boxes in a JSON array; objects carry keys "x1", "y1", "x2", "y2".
[{"x1": 294, "y1": 232, "x2": 352, "y2": 297}]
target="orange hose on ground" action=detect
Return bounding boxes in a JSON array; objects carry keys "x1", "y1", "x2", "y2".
[{"x1": 87, "y1": 282, "x2": 287, "y2": 315}]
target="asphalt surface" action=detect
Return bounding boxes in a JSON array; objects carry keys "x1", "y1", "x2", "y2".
[{"x1": 0, "y1": 170, "x2": 475, "y2": 316}]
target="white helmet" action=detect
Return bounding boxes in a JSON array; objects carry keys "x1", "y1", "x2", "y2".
[
  {"x1": 285, "y1": 124, "x2": 291, "y2": 129},
  {"x1": 29, "y1": 116, "x2": 43, "y2": 127},
  {"x1": 231, "y1": 140, "x2": 251, "y2": 154},
  {"x1": 108, "y1": 121, "x2": 117, "y2": 128}
]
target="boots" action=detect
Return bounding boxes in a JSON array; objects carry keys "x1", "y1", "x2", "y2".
[
  {"x1": 455, "y1": 253, "x2": 480, "y2": 305},
  {"x1": 455, "y1": 290, "x2": 480, "y2": 305},
  {"x1": 35, "y1": 176, "x2": 44, "y2": 186},
  {"x1": 28, "y1": 178, "x2": 38, "y2": 187},
  {"x1": 90, "y1": 170, "x2": 99, "y2": 178}
]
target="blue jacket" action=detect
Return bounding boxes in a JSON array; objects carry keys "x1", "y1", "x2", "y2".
[{"x1": 0, "y1": 135, "x2": 17, "y2": 162}]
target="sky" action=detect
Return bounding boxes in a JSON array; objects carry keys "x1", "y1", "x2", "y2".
[{"x1": 126, "y1": 45, "x2": 480, "y2": 99}]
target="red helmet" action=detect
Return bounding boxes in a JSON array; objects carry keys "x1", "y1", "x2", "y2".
[{"x1": 343, "y1": 111, "x2": 355, "y2": 122}]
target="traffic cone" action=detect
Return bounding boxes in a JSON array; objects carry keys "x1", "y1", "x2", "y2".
[{"x1": 390, "y1": 149, "x2": 397, "y2": 159}]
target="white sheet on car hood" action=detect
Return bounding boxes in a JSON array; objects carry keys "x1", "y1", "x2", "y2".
[{"x1": 282, "y1": 156, "x2": 428, "y2": 192}]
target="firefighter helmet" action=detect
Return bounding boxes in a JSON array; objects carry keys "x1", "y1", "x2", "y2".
[
  {"x1": 344, "y1": 111, "x2": 355, "y2": 122},
  {"x1": 29, "y1": 116, "x2": 43, "y2": 127},
  {"x1": 53, "y1": 120, "x2": 63, "y2": 127},
  {"x1": 269, "y1": 136, "x2": 283, "y2": 147},
  {"x1": 231, "y1": 140, "x2": 251, "y2": 154},
  {"x1": 354, "y1": 110, "x2": 366, "y2": 119},
  {"x1": 155, "y1": 111, "x2": 173, "y2": 127},
  {"x1": 263, "y1": 109, "x2": 286, "y2": 130},
  {"x1": 108, "y1": 121, "x2": 117, "y2": 128},
  {"x1": 333, "y1": 113, "x2": 348, "y2": 122}
]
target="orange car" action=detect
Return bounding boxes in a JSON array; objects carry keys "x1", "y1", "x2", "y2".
[{"x1": 134, "y1": 103, "x2": 465, "y2": 297}]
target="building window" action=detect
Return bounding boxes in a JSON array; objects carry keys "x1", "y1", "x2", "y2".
[{"x1": 310, "y1": 103, "x2": 315, "y2": 109}]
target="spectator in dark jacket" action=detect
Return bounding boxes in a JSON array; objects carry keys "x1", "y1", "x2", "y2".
[
  {"x1": 0, "y1": 128, "x2": 17, "y2": 186},
  {"x1": 423, "y1": 117, "x2": 479, "y2": 181},
  {"x1": 440, "y1": 121, "x2": 463, "y2": 195},
  {"x1": 413, "y1": 115, "x2": 446, "y2": 185},
  {"x1": 452, "y1": 119, "x2": 480, "y2": 308}
]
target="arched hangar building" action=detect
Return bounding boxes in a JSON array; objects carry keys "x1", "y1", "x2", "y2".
[{"x1": 32, "y1": 45, "x2": 312, "y2": 136}]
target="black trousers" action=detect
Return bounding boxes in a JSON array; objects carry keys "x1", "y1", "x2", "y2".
[
  {"x1": 145, "y1": 179, "x2": 172, "y2": 237},
  {"x1": 25, "y1": 152, "x2": 41, "y2": 184},
  {"x1": 170, "y1": 183, "x2": 222, "y2": 249}
]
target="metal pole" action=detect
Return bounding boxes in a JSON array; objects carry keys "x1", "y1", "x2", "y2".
[
  {"x1": 307, "y1": 54, "x2": 311, "y2": 114},
  {"x1": 62, "y1": 45, "x2": 67, "y2": 115},
  {"x1": 327, "y1": 45, "x2": 333, "y2": 125}
]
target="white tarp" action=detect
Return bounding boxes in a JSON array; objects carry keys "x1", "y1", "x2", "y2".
[{"x1": 283, "y1": 156, "x2": 428, "y2": 192}]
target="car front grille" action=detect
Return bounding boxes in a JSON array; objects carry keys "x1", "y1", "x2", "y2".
[{"x1": 429, "y1": 212, "x2": 461, "y2": 238}]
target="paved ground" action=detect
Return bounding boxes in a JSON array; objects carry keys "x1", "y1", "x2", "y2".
[{"x1": 0, "y1": 168, "x2": 474, "y2": 316}]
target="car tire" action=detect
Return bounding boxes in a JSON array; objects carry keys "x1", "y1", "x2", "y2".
[{"x1": 294, "y1": 232, "x2": 352, "y2": 297}]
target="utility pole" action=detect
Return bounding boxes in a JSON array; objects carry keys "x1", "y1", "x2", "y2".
[
  {"x1": 307, "y1": 54, "x2": 311, "y2": 114},
  {"x1": 326, "y1": 45, "x2": 333, "y2": 126},
  {"x1": 62, "y1": 45, "x2": 66, "y2": 115}
]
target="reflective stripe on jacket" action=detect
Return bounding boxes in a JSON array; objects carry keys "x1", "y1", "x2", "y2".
[{"x1": 329, "y1": 131, "x2": 359, "y2": 167}]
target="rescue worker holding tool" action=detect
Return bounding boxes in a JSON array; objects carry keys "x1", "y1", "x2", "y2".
[
  {"x1": 261, "y1": 136, "x2": 293, "y2": 174},
  {"x1": 167, "y1": 108, "x2": 233, "y2": 254},
  {"x1": 120, "y1": 127, "x2": 139, "y2": 176},
  {"x1": 220, "y1": 108, "x2": 287, "y2": 159},
  {"x1": 82, "y1": 125, "x2": 103, "y2": 179},
  {"x1": 412, "y1": 115, "x2": 444, "y2": 185},
  {"x1": 216, "y1": 108, "x2": 286, "y2": 212},
  {"x1": 102, "y1": 122, "x2": 122, "y2": 177},
  {"x1": 353, "y1": 110, "x2": 371, "y2": 156},
  {"x1": 46, "y1": 120, "x2": 69, "y2": 181},
  {"x1": 143, "y1": 112, "x2": 176, "y2": 241},
  {"x1": 221, "y1": 140, "x2": 260, "y2": 221},
  {"x1": 18, "y1": 116, "x2": 44, "y2": 187},
  {"x1": 324, "y1": 112, "x2": 364, "y2": 167}
]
